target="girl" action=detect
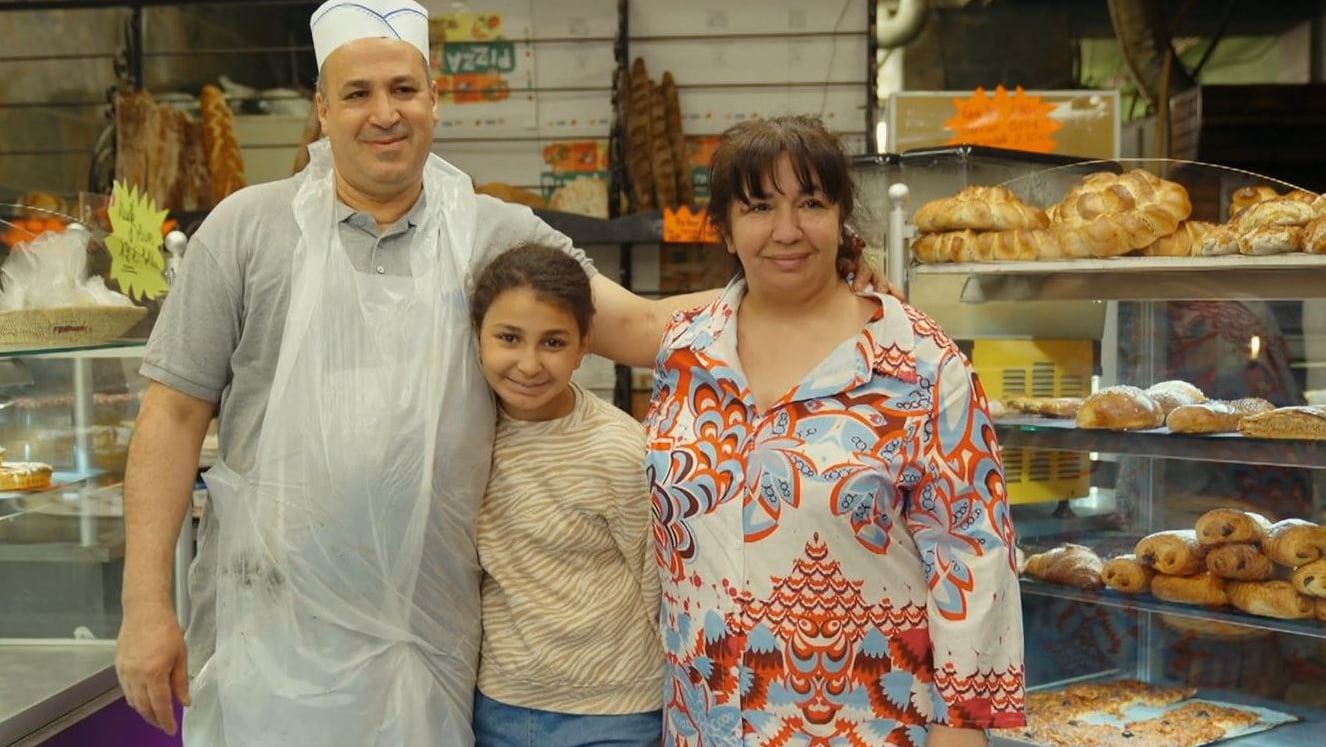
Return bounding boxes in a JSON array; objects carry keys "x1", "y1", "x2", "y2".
[{"x1": 469, "y1": 244, "x2": 663, "y2": 747}]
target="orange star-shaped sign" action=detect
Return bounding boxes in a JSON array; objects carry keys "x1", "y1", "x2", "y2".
[{"x1": 945, "y1": 85, "x2": 1062, "y2": 153}]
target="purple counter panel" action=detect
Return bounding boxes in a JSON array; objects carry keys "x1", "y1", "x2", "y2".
[{"x1": 40, "y1": 699, "x2": 181, "y2": 747}]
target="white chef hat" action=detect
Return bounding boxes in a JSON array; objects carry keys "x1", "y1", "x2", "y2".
[{"x1": 310, "y1": 0, "x2": 430, "y2": 71}]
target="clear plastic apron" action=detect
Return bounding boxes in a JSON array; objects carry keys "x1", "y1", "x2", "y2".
[{"x1": 184, "y1": 140, "x2": 491, "y2": 746}]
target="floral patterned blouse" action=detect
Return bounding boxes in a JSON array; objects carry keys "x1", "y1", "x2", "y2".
[{"x1": 645, "y1": 280, "x2": 1026, "y2": 746}]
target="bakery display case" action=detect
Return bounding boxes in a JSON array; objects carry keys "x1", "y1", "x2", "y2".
[
  {"x1": 884, "y1": 153, "x2": 1326, "y2": 746},
  {"x1": 0, "y1": 205, "x2": 182, "y2": 744}
]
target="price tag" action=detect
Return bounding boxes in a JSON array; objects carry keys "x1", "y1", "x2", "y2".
[
  {"x1": 946, "y1": 85, "x2": 1063, "y2": 153},
  {"x1": 663, "y1": 206, "x2": 719, "y2": 244},
  {"x1": 105, "y1": 181, "x2": 169, "y2": 301}
]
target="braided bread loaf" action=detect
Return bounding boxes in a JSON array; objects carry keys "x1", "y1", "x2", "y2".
[
  {"x1": 200, "y1": 85, "x2": 246, "y2": 200},
  {"x1": 1141, "y1": 220, "x2": 1216, "y2": 257},
  {"x1": 1049, "y1": 169, "x2": 1192, "y2": 252},
  {"x1": 913, "y1": 185, "x2": 1048, "y2": 233}
]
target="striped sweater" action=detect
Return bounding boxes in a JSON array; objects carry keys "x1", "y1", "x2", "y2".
[{"x1": 476, "y1": 384, "x2": 663, "y2": 714}]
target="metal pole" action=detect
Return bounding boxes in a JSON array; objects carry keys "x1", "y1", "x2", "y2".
[
  {"x1": 885, "y1": 182, "x2": 912, "y2": 297},
  {"x1": 866, "y1": 0, "x2": 878, "y2": 151}
]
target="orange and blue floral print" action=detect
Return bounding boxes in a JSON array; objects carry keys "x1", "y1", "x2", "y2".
[{"x1": 646, "y1": 279, "x2": 1026, "y2": 745}]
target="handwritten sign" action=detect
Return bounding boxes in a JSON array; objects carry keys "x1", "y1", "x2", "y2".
[
  {"x1": 105, "y1": 181, "x2": 168, "y2": 301},
  {"x1": 663, "y1": 206, "x2": 719, "y2": 244},
  {"x1": 945, "y1": 85, "x2": 1062, "y2": 153}
]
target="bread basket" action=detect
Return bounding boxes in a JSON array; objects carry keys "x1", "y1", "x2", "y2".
[{"x1": 0, "y1": 305, "x2": 147, "y2": 348}]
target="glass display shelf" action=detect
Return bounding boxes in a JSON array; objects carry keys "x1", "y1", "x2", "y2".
[
  {"x1": 1019, "y1": 578, "x2": 1326, "y2": 642},
  {"x1": 994, "y1": 417, "x2": 1326, "y2": 469},
  {"x1": 0, "y1": 340, "x2": 146, "y2": 360}
]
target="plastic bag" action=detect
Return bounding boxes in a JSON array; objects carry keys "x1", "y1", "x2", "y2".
[{"x1": 0, "y1": 228, "x2": 134, "y2": 311}]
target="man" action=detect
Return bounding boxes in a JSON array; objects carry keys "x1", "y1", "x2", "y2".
[{"x1": 115, "y1": 1, "x2": 880, "y2": 744}]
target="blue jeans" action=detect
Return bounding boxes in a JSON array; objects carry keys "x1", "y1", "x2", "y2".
[{"x1": 473, "y1": 690, "x2": 662, "y2": 747}]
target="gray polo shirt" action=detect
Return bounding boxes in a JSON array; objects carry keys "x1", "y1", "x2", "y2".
[{"x1": 141, "y1": 172, "x2": 595, "y2": 674}]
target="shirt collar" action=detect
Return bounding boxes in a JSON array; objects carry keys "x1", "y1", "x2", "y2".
[
  {"x1": 663, "y1": 277, "x2": 919, "y2": 386},
  {"x1": 335, "y1": 187, "x2": 428, "y2": 233}
]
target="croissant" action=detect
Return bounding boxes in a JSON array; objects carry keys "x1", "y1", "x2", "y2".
[
  {"x1": 1197, "y1": 224, "x2": 1239, "y2": 256},
  {"x1": 1152, "y1": 572, "x2": 1228, "y2": 606},
  {"x1": 1234, "y1": 197, "x2": 1318, "y2": 234},
  {"x1": 1136, "y1": 529, "x2": 1208, "y2": 576},
  {"x1": 1167, "y1": 398, "x2": 1274, "y2": 434},
  {"x1": 1144, "y1": 380, "x2": 1206, "y2": 416},
  {"x1": 913, "y1": 185, "x2": 1049, "y2": 233},
  {"x1": 1262, "y1": 519, "x2": 1326, "y2": 567},
  {"x1": 1303, "y1": 216, "x2": 1326, "y2": 254},
  {"x1": 1141, "y1": 220, "x2": 1215, "y2": 257},
  {"x1": 1290, "y1": 559, "x2": 1326, "y2": 598},
  {"x1": 1195, "y1": 509, "x2": 1273, "y2": 546},
  {"x1": 1102, "y1": 554, "x2": 1154, "y2": 594},
  {"x1": 1227, "y1": 580, "x2": 1315, "y2": 619},
  {"x1": 1238, "y1": 224, "x2": 1302, "y2": 256},
  {"x1": 1023, "y1": 544, "x2": 1104, "y2": 590},
  {"x1": 1077, "y1": 386, "x2": 1165, "y2": 431},
  {"x1": 1206, "y1": 543, "x2": 1275, "y2": 581},
  {"x1": 1229, "y1": 185, "x2": 1281, "y2": 219}
]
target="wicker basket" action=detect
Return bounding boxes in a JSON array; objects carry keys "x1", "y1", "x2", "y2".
[{"x1": 0, "y1": 305, "x2": 147, "y2": 347}]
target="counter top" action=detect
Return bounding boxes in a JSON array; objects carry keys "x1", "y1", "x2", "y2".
[{"x1": 0, "y1": 642, "x2": 117, "y2": 746}]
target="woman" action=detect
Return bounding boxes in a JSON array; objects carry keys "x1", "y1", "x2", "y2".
[
  {"x1": 645, "y1": 116, "x2": 1025, "y2": 746},
  {"x1": 470, "y1": 244, "x2": 663, "y2": 747}
]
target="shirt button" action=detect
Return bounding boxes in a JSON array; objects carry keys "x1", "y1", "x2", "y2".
[{"x1": 376, "y1": 265, "x2": 385, "y2": 274}]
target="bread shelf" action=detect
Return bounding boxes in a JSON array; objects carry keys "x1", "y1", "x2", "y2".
[
  {"x1": 910, "y1": 254, "x2": 1326, "y2": 302},
  {"x1": 994, "y1": 417, "x2": 1326, "y2": 469},
  {"x1": 994, "y1": 684, "x2": 1325, "y2": 747},
  {"x1": 1019, "y1": 579, "x2": 1326, "y2": 641}
]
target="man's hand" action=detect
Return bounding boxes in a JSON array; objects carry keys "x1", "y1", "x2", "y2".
[
  {"x1": 844, "y1": 255, "x2": 907, "y2": 302},
  {"x1": 116, "y1": 601, "x2": 191, "y2": 735}
]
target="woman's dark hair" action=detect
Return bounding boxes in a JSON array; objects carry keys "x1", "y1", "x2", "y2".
[
  {"x1": 706, "y1": 115, "x2": 861, "y2": 275},
  {"x1": 470, "y1": 244, "x2": 595, "y2": 336}
]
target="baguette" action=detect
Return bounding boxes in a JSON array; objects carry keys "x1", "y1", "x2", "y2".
[
  {"x1": 1152, "y1": 571, "x2": 1228, "y2": 606},
  {"x1": 1136, "y1": 529, "x2": 1207, "y2": 576},
  {"x1": 1226, "y1": 580, "x2": 1315, "y2": 619},
  {"x1": 659, "y1": 72, "x2": 692, "y2": 206},
  {"x1": 626, "y1": 59, "x2": 654, "y2": 210},
  {"x1": 1239, "y1": 405, "x2": 1326, "y2": 441},
  {"x1": 1166, "y1": 398, "x2": 1274, "y2": 434},
  {"x1": 647, "y1": 81, "x2": 676, "y2": 209},
  {"x1": 200, "y1": 84, "x2": 246, "y2": 200}
]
